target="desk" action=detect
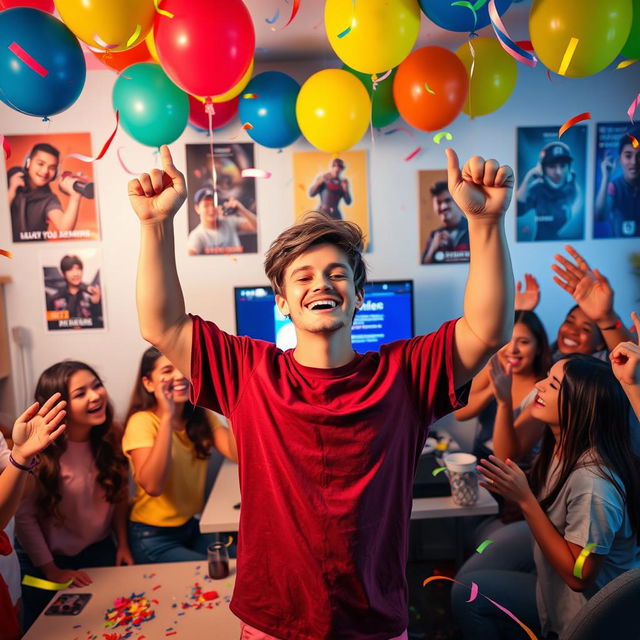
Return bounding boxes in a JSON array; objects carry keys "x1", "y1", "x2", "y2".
[
  {"x1": 200, "y1": 460, "x2": 497, "y2": 533},
  {"x1": 24, "y1": 560, "x2": 240, "y2": 640}
]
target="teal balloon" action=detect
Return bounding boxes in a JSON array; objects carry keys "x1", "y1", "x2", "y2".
[
  {"x1": 343, "y1": 65, "x2": 399, "y2": 129},
  {"x1": 621, "y1": 0, "x2": 640, "y2": 58},
  {"x1": 112, "y1": 63, "x2": 188, "y2": 147}
]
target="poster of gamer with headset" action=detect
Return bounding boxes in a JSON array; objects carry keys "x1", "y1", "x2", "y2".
[
  {"x1": 5, "y1": 133, "x2": 100, "y2": 243},
  {"x1": 516, "y1": 126, "x2": 587, "y2": 242}
]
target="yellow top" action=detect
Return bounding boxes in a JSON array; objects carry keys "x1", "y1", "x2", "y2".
[{"x1": 123, "y1": 410, "x2": 214, "y2": 527}]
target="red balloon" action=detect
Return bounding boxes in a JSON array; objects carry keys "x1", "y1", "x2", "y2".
[
  {"x1": 92, "y1": 40, "x2": 152, "y2": 73},
  {"x1": 154, "y1": 0, "x2": 255, "y2": 98},
  {"x1": 0, "y1": 0, "x2": 54, "y2": 11},
  {"x1": 188, "y1": 95, "x2": 239, "y2": 130},
  {"x1": 393, "y1": 46, "x2": 469, "y2": 132}
]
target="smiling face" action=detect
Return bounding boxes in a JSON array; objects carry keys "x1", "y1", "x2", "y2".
[
  {"x1": 556, "y1": 307, "x2": 604, "y2": 355},
  {"x1": 195, "y1": 196, "x2": 223, "y2": 229},
  {"x1": 530, "y1": 359, "x2": 566, "y2": 427},
  {"x1": 498, "y1": 322, "x2": 538, "y2": 376},
  {"x1": 143, "y1": 355, "x2": 190, "y2": 404},
  {"x1": 27, "y1": 150, "x2": 58, "y2": 188},
  {"x1": 63, "y1": 264, "x2": 83, "y2": 288},
  {"x1": 67, "y1": 369, "x2": 108, "y2": 429},
  {"x1": 275, "y1": 243, "x2": 363, "y2": 337},
  {"x1": 620, "y1": 143, "x2": 640, "y2": 184}
]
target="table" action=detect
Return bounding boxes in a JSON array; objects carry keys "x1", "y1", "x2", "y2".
[{"x1": 24, "y1": 560, "x2": 240, "y2": 640}]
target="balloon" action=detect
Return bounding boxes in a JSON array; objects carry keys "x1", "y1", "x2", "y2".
[
  {"x1": 621, "y1": 0, "x2": 640, "y2": 59},
  {"x1": 530, "y1": 0, "x2": 632, "y2": 77},
  {"x1": 419, "y1": 0, "x2": 512, "y2": 32},
  {"x1": 112, "y1": 63, "x2": 188, "y2": 147},
  {"x1": 393, "y1": 46, "x2": 468, "y2": 131},
  {"x1": 54, "y1": 0, "x2": 155, "y2": 52},
  {"x1": 92, "y1": 39, "x2": 152, "y2": 73},
  {"x1": 325, "y1": 0, "x2": 421, "y2": 74},
  {"x1": 296, "y1": 69, "x2": 371, "y2": 153},
  {"x1": 0, "y1": 8, "x2": 85, "y2": 117},
  {"x1": 188, "y1": 95, "x2": 239, "y2": 130},
  {"x1": 239, "y1": 72, "x2": 301, "y2": 149},
  {"x1": 194, "y1": 60, "x2": 255, "y2": 105},
  {"x1": 154, "y1": 0, "x2": 255, "y2": 98},
  {"x1": 455, "y1": 38, "x2": 517, "y2": 117},
  {"x1": 343, "y1": 66, "x2": 400, "y2": 129},
  {"x1": 0, "y1": 0, "x2": 54, "y2": 11}
]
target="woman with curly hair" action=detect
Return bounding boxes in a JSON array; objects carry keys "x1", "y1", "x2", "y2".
[
  {"x1": 123, "y1": 347, "x2": 237, "y2": 564},
  {"x1": 15, "y1": 361, "x2": 131, "y2": 629}
]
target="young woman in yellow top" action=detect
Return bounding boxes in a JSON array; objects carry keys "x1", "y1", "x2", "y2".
[{"x1": 123, "y1": 347, "x2": 237, "y2": 563}]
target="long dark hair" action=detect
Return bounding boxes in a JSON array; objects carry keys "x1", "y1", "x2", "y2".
[
  {"x1": 513, "y1": 309, "x2": 552, "y2": 380},
  {"x1": 33, "y1": 361, "x2": 127, "y2": 523},
  {"x1": 529, "y1": 355, "x2": 640, "y2": 541},
  {"x1": 126, "y1": 347, "x2": 212, "y2": 460}
]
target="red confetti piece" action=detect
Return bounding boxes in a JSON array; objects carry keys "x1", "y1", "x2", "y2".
[
  {"x1": 558, "y1": 111, "x2": 590, "y2": 138},
  {"x1": 628, "y1": 135, "x2": 640, "y2": 149},
  {"x1": 165, "y1": 634, "x2": 177, "y2": 638},
  {"x1": 515, "y1": 40, "x2": 534, "y2": 52},
  {"x1": 152, "y1": 585, "x2": 162, "y2": 591},
  {"x1": 404, "y1": 147, "x2": 422, "y2": 162},
  {"x1": 0, "y1": 250, "x2": 13, "y2": 259},
  {"x1": 202, "y1": 590, "x2": 219, "y2": 601},
  {"x1": 8, "y1": 41, "x2": 48, "y2": 76},
  {"x1": 66, "y1": 110, "x2": 119, "y2": 163},
  {"x1": 271, "y1": 0, "x2": 301, "y2": 30},
  {"x1": 242, "y1": 122, "x2": 254, "y2": 130}
]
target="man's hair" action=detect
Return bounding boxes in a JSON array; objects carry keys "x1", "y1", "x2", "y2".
[
  {"x1": 332, "y1": 158, "x2": 345, "y2": 169},
  {"x1": 28, "y1": 143, "x2": 60, "y2": 162},
  {"x1": 60, "y1": 254, "x2": 83, "y2": 274},
  {"x1": 429, "y1": 181, "x2": 449, "y2": 197},
  {"x1": 264, "y1": 211, "x2": 367, "y2": 296}
]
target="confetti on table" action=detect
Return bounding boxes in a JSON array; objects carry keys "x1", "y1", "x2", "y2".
[
  {"x1": 22, "y1": 574, "x2": 72, "y2": 590},
  {"x1": 628, "y1": 93, "x2": 640, "y2": 123},
  {"x1": 241, "y1": 168, "x2": 272, "y2": 179},
  {"x1": 404, "y1": 146, "x2": 422, "y2": 162},
  {"x1": 488, "y1": 0, "x2": 536, "y2": 67},
  {"x1": 433, "y1": 131, "x2": 453, "y2": 144},
  {"x1": 573, "y1": 542, "x2": 597, "y2": 579},
  {"x1": 432, "y1": 466, "x2": 447, "y2": 477},
  {"x1": 617, "y1": 59, "x2": 639, "y2": 69},
  {"x1": 152, "y1": 585, "x2": 162, "y2": 591},
  {"x1": 9, "y1": 42, "x2": 48, "y2": 76},
  {"x1": 558, "y1": 112, "x2": 590, "y2": 138},
  {"x1": 476, "y1": 539, "x2": 494, "y2": 553},
  {"x1": 104, "y1": 593, "x2": 156, "y2": 629},
  {"x1": 558, "y1": 37, "x2": 579, "y2": 76},
  {"x1": 179, "y1": 582, "x2": 222, "y2": 610},
  {"x1": 0, "y1": 250, "x2": 12, "y2": 259}
]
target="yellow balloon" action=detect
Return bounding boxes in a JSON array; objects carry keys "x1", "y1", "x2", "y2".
[
  {"x1": 456, "y1": 38, "x2": 517, "y2": 117},
  {"x1": 530, "y1": 0, "x2": 632, "y2": 77},
  {"x1": 146, "y1": 27, "x2": 160, "y2": 64},
  {"x1": 296, "y1": 69, "x2": 371, "y2": 153},
  {"x1": 325, "y1": 0, "x2": 421, "y2": 74},
  {"x1": 194, "y1": 60, "x2": 254, "y2": 104},
  {"x1": 54, "y1": 0, "x2": 155, "y2": 52}
]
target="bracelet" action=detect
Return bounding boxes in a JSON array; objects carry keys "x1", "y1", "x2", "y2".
[
  {"x1": 599, "y1": 319, "x2": 622, "y2": 331},
  {"x1": 9, "y1": 453, "x2": 37, "y2": 474}
]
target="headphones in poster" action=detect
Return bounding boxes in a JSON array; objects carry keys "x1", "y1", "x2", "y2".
[{"x1": 24, "y1": 145, "x2": 59, "y2": 181}]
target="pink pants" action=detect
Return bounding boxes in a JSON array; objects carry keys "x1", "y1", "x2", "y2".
[{"x1": 240, "y1": 623, "x2": 408, "y2": 640}]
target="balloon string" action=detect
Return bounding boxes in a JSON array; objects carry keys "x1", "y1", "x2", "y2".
[{"x1": 205, "y1": 98, "x2": 218, "y2": 206}]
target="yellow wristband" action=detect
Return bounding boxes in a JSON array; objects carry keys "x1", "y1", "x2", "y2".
[
  {"x1": 573, "y1": 543, "x2": 596, "y2": 579},
  {"x1": 22, "y1": 574, "x2": 73, "y2": 590}
]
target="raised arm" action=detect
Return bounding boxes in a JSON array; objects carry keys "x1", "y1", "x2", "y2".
[
  {"x1": 448, "y1": 149, "x2": 515, "y2": 388},
  {"x1": 610, "y1": 312, "x2": 640, "y2": 419},
  {"x1": 129, "y1": 145, "x2": 192, "y2": 380}
]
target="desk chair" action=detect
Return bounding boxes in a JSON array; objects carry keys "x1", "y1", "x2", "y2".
[{"x1": 561, "y1": 566, "x2": 640, "y2": 639}]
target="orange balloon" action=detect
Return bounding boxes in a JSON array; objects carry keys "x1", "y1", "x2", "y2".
[
  {"x1": 393, "y1": 46, "x2": 468, "y2": 132},
  {"x1": 92, "y1": 39, "x2": 152, "y2": 72}
]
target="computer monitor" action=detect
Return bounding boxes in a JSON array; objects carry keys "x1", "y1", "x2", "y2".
[{"x1": 234, "y1": 280, "x2": 414, "y2": 352}]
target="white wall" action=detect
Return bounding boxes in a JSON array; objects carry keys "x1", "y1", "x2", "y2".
[{"x1": 1, "y1": 58, "x2": 638, "y2": 422}]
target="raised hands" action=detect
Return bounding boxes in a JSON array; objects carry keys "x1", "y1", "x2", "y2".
[
  {"x1": 128, "y1": 145, "x2": 187, "y2": 224},
  {"x1": 515, "y1": 273, "x2": 540, "y2": 311},
  {"x1": 610, "y1": 312, "x2": 640, "y2": 387},
  {"x1": 488, "y1": 354, "x2": 513, "y2": 405},
  {"x1": 446, "y1": 148, "x2": 514, "y2": 223},
  {"x1": 154, "y1": 378, "x2": 177, "y2": 427}
]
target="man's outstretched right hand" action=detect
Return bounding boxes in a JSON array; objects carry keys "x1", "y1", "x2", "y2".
[{"x1": 128, "y1": 145, "x2": 187, "y2": 224}]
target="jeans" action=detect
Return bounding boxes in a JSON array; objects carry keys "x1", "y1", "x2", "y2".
[{"x1": 128, "y1": 518, "x2": 234, "y2": 564}]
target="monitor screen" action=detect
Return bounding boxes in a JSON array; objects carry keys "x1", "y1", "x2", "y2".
[{"x1": 234, "y1": 280, "x2": 414, "y2": 352}]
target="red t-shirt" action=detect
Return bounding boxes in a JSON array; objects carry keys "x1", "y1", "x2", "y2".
[{"x1": 190, "y1": 315, "x2": 469, "y2": 640}]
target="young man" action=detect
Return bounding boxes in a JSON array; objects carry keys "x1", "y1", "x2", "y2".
[
  {"x1": 7, "y1": 143, "x2": 85, "y2": 242},
  {"x1": 187, "y1": 187, "x2": 258, "y2": 255},
  {"x1": 421, "y1": 180, "x2": 470, "y2": 264},
  {"x1": 130, "y1": 145, "x2": 514, "y2": 640},
  {"x1": 308, "y1": 158, "x2": 352, "y2": 220},
  {"x1": 594, "y1": 132, "x2": 640, "y2": 238}
]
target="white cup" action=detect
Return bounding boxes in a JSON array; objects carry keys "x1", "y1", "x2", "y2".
[
  {"x1": 443, "y1": 453, "x2": 478, "y2": 506},
  {"x1": 443, "y1": 452, "x2": 477, "y2": 473}
]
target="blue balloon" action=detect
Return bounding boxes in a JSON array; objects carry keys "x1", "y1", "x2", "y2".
[
  {"x1": 419, "y1": 0, "x2": 512, "y2": 32},
  {"x1": 0, "y1": 8, "x2": 85, "y2": 117},
  {"x1": 239, "y1": 71, "x2": 301, "y2": 149}
]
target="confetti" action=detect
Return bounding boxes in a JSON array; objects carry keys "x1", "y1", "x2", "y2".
[
  {"x1": 616, "y1": 59, "x2": 639, "y2": 69},
  {"x1": 66, "y1": 110, "x2": 120, "y2": 163},
  {"x1": 432, "y1": 466, "x2": 447, "y2": 477},
  {"x1": 22, "y1": 574, "x2": 72, "y2": 590},
  {"x1": 573, "y1": 542, "x2": 596, "y2": 579},
  {"x1": 424, "y1": 82, "x2": 436, "y2": 95},
  {"x1": 93, "y1": 33, "x2": 119, "y2": 50},
  {"x1": 242, "y1": 93, "x2": 258, "y2": 99},
  {"x1": 337, "y1": 25, "x2": 352, "y2": 38},
  {"x1": 488, "y1": 0, "x2": 536, "y2": 67},
  {"x1": 558, "y1": 37, "x2": 579, "y2": 76},
  {"x1": 476, "y1": 539, "x2": 494, "y2": 553},
  {"x1": 272, "y1": 0, "x2": 301, "y2": 30},
  {"x1": 153, "y1": 0, "x2": 174, "y2": 19},
  {"x1": 466, "y1": 581, "x2": 479, "y2": 603},
  {"x1": 125, "y1": 24, "x2": 142, "y2": 49},
  {"x1": 8, "y1": 42, "x2": 48, "y2": 76},
  {"x1": 265, "y1": 8, "x2": 280, "y2": 24},
  {"x1": 404, "y1": 147, "x2": 422, "y2": 162},
  {"x1": 628, "y1": 93, "x2": 640, "y2": 123},
  {"x1": 179, "y1": 582, "x2": 221, "y2": 610},
  {"x1": 0, "y1": 250, "x2": 12, "y2": 259},
  {"x1": 104, "y1": 593, "x2": 155, "y2": 629},
  {"x1": 241, "y1": 168, "x2": 272, "y2": 179},
  {"x1": 433, "y1": 131, "x2": 453, "y2": 144},
  {"x1": 242, "y1": 123, "x2": 254, "y2": 131},
  {"x1": 558, "y1": 112, "x2": 590, "y2": 138},
  {"x1": 224, "y1": 535, "x2": 234, "y2": 547},
  {"x1": 152, "y1": 585, "x2": 162, "y2": 591},
  {"x1": 383, "y1": 126, "x2": 414, "y2": 137},
  {"x1": 628, "y1": 135, "x2": 640, "y2": 149}
]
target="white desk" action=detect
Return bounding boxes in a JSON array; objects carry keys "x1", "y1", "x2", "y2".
[
  {"x1": 24, "y1": 560, "x2": 239, "y2": 640},
  {"x1": 200, "y1": 460, "x2": 497, "y2": 533}
]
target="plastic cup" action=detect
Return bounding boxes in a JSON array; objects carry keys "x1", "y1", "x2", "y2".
[
  {"x1": 444, "y1": 452, "x2": 478, "y2": 506},
  {"x1": 207, "y1": 542, "x2": 230, "y2": 579}
]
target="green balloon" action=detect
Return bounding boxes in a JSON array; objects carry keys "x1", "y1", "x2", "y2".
[
  {"x1": 621, "y1": 0, "x2": 640, "y2": 58},
  {"x1": 113, "y1": 62, "x2": 189, "y2": 147},
  {"x1": 342, "y1": 65, "x2": 399, "y2": 129}
]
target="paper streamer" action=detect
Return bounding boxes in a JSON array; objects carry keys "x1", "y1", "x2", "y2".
[
  {"x1": 241, "y1": 168, "x2": 272, "y2": 179},
  {"x1": 22, "y1": 574, "x2": 72, "y2": 591},
  {"x1": 616, "y1": 59, "x2": 638, "y2": 70},
  {"x1": 476, "y1": 539, "x2": 494, "y2": 553},
  {"x1": 573, "y1": 542, "x2": 596, "y2": 579},
  {"x1": 93, "y1": 33, "x2": 119, "y2": 50},
  {"x1": 0, "y1": 250, "x2": 13, "y2": 259},
  {"x1": 432, "y1": 466, "x2": 447, "y2": 477},
  {"x1": 404, "y1": 147, "x2": 422, "y2": 162},
  {"x1": 153, "y1": 0, "x2": 174, "y2": 19},
  {"x1": 558, "y1": 111, "x2": 590, "y2": 138},
  {"x1": 558, "y1": 37, "x2": 579, "y2": 76},
  {"x1": 466, "y1": 581, "x2": 479, "y2": 603},
  {"x1": 488, "y1": 0, "x2": 536, "y2": 67},
  {"x1": 66, "y1": 110, "x2": 120, "y2": 163},
  {"x1": 423, "y1": 576, "x2": 538, "y2": 639},
  {"x1": 8, "y1": 42, "x2": 48, "y2": 77},
  {"x1": 273, "y1": 0, "x2": 301, "y2": 30},
  {"x1": 372, "y1": 69, "x2": 392, "y2": 91},
  {"x1": 433, "y1": 131, "x2": 453, "y2": 144},
  {"x1": 628, "y1": 93, "x2": 640, "y2": 123}
]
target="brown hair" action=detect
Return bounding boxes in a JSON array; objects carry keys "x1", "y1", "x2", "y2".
[
  {"x1": 264, "y1": 211, "x2": 367, "y2": 296},
  {"x1": 33, "y1": 361, "x2": 127, "y2": 524}
]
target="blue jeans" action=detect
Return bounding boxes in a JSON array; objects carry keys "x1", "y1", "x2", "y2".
[{"x1": 128, "y1": 518, "x2": 235, "y2": 564}]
